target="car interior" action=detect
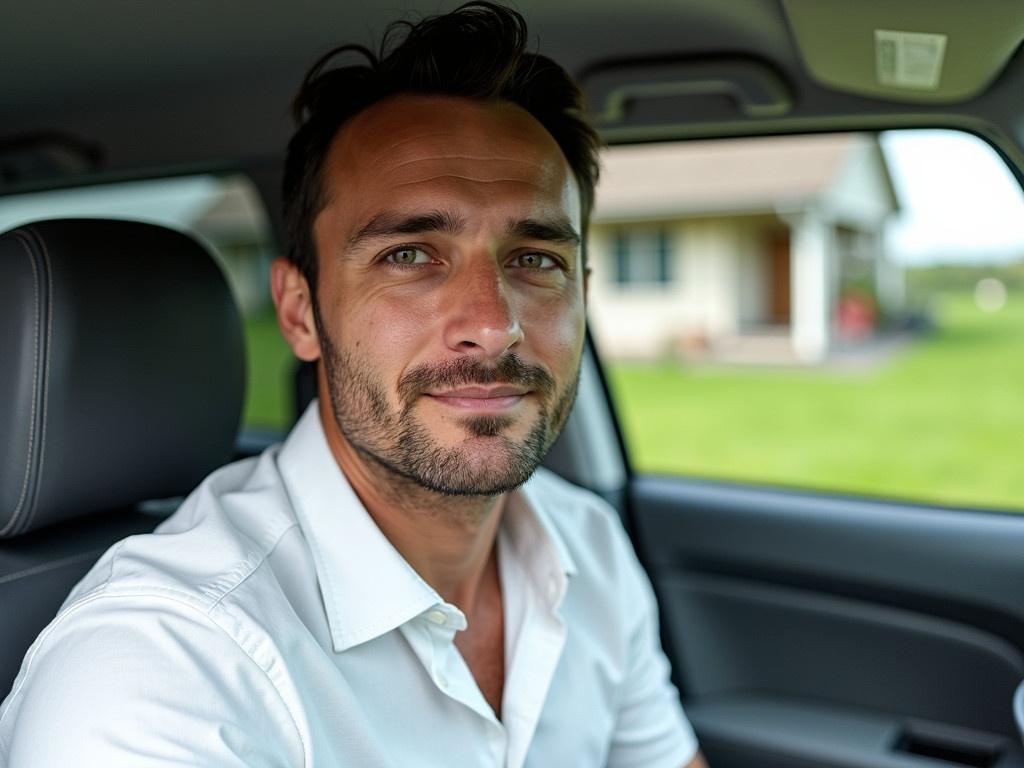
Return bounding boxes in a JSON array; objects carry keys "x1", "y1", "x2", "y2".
[{"x1": 3, "y1": 1, "x2": 1024, "y2": 766}]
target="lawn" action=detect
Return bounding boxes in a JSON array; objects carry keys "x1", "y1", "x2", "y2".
[
  {"x1": 242, "y1": 310, "x2": 296, "y2": 429},
  {"x1": 607, "y1": 292, "x2": 1024, "y2": 511},
  {"x1": 241, "y1": 291, "x2": 1024, "y2": 511}
]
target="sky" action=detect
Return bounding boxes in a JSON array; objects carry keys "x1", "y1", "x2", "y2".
[{"x1": 881, "y1": 129, "x2": 1024, "y2": 265}]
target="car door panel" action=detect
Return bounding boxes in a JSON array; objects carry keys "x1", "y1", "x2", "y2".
[{"x1": 630, "y1": 475, "x2": 1024, "y2": 767}]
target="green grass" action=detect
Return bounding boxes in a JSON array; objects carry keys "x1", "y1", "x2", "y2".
[
  {"x1": 241, "y1": 292, "x2": 1024, "y2": 510},
  {"x1": 242, "y1": 310, "x2": 295, "y2": 429},
  {"x1": 607, "y1": 292, "x2": 1024, "y2": 511}
]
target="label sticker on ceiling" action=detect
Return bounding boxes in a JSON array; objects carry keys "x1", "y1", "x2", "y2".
[{"x1": 875, "y1": 29, "x2": 947, "y2": 90}]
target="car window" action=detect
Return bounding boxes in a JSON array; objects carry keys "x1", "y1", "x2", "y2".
[
  {"x1": 0, "y1": 175, "x2": 294, "y2": 432},
  {"x1": 591, "y1": 129, "x2": 1024, "y2": 511}
]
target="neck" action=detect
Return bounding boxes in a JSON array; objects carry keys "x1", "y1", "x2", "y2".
[{"x1": 318, "y1": 397, "x2": 503, "y2": 610}]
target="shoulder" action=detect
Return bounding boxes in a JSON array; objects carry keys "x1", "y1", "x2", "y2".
[
  {"x1": 68, "y1": 447, "x2": 300, "y2": 613},
  {"x1": 523, "y1": 466, "x2": 622, "y2": 529},
  {"x1": 0, "y1": 448, "x2": 308, "y2": 764},
  {"x1": 18, "y1": 445, "x2": 307, "y2": 698},
  {"x1": 0, "y1": 588, "x2": 304, "y2": 765},
  {"x1": 522, "y1": 468, "x2": 644, "y2": 596}
]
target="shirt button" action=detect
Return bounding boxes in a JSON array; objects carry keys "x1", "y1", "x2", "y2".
[
  {"x1": 427, "y1": 609, "x2": 447, "y2": 626},
  {"x1": 437, "y1": 672, "x2": 449, "y2": 689}
]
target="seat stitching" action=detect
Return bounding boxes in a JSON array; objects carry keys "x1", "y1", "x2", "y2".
[
  {"x1": 0, "y1": 549, "x2": 104, "y2": 587},
  {"x1": 24, "y1": 228, "x2": 55, "y2": 533},
  {"x1": 0, "y1": 232, "x2": 42, "y2": 537}
]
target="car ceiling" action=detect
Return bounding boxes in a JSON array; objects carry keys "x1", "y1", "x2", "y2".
[{"x1": 3, "y1": 0, "x2": 1024, "y2": 189}]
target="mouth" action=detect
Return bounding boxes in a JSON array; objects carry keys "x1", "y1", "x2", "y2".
[{"x1": 424, "y1": 384, "x2": 530, "y2": 412}]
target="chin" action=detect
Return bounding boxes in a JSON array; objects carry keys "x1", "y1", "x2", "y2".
[{"x1": 421, "y1": 437, "x2": 545, "y2": 496}]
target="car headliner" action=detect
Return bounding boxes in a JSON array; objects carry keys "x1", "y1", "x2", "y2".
[{"x1": 3, "y1": 0, "x2": 1024, "y2": 193}]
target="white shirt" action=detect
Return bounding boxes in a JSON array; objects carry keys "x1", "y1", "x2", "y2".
[{"x1": 0, "y1": 404, "x2": 697, "y2": 767}]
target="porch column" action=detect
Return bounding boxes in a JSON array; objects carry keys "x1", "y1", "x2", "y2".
[
  {"x1": 790, "y1": 213, "x2": 830, "y2": 363},
  {"x1": 874, "y1": 231, "x2": 905, "y2": 316}
]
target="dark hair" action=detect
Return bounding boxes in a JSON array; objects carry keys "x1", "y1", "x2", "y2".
[{"x1": 282, "y1": 1, "x2": 602, "y2": 291}]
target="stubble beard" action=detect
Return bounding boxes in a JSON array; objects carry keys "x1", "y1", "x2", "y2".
[{"x1": 319, "y1": 331, "x2": 579, "y2": 497}]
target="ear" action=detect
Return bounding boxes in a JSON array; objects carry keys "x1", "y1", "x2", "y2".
[{"x1": 270, "y1": 257, "x2": 321, "y2": 362}]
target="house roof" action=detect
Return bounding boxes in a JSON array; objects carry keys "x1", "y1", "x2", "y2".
[{"x1": 592, "y1": 133, "x2": 890, "y2": 222}]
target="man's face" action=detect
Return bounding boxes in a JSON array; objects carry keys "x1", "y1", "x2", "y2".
[{"x1": 310, "y1": 94, "x2": 586, "y2": 496}]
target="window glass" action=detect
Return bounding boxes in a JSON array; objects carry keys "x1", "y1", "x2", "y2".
[
  {"x1": 0, "y1": 175, "x2": 293, "y2": 431},
  {"x1": 612, "y1": 227, "x2": 672, "y2": 285},
  {"x1": 590, "y1": 130, "x2": 1024, "y2": 511}
]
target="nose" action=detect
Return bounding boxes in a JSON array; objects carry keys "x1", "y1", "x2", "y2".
[{"x1": 443, "y1": 258, "x2": 523, "y2": 359}]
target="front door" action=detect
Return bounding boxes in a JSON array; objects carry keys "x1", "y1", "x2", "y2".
[{"x1": 768, "y1": 230, "x2": 791, "y2": 325}]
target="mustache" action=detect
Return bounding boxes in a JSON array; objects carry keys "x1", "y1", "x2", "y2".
[{"x1": 397, "y1": 354, "x2": 555, "y2": 407}]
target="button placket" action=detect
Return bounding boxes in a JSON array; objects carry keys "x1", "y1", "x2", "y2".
[{"x1": 421, "y1": 604, "x2": 463, "y2": 695}]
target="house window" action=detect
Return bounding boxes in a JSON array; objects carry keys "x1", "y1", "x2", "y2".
[{"x1": 613, "y1": 226, "x2": 672, "y2": 285}]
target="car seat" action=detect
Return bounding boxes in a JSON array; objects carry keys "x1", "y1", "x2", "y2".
[{"x1": 0, "y1": 218, "x2": 245, "y2": 699}]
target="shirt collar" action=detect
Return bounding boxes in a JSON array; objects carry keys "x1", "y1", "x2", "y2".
[
  {"x1": 276, "y1": 402, "x2": 577, "y2": 652},
  {"x1": 277, "y1": 404, "x2": 440, "y2": 653},
  {"x1": 511, "y1": 472, "x2": 578, "y2": 583}
]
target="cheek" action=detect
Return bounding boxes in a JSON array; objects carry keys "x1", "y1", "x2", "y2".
[
  {"x1": 334, "y1": 292, "x2": 440, "y2": 365},
  {"x1": 525, "y1": 297, "x2": 586, "y2": 374}
]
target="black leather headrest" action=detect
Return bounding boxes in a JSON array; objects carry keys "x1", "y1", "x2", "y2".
[{"x1": 0, "y1": 219, "x2": 245, "y2": 538}]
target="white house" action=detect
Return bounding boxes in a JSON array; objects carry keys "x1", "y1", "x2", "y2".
[{"x1": 586, "y1": 134, "x2": 902, "y2": 363}]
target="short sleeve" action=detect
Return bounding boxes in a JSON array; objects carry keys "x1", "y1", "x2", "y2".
[
  {"x1": 606, "y1": 547, "x2": 699, "y2": 768},
  {"x1": 0, "y1": 594, "x2": 304, "y2": 767}
]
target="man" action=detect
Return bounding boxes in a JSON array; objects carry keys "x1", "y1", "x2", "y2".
[{"x1": 0, "y1": 3, "x2": 705, "y2": 766}]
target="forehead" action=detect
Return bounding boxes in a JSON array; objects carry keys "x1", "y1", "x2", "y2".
[{"x1": 320, "y1": 94, "x2": 579, "y2": 222}]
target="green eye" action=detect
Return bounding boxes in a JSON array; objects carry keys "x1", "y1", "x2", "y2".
[
  {"x1": 517, "y1": 252, "x2": 554, "y2": 268},
  {"x1": 386, "y1": 247, "x2": 429, "y2": 265}
]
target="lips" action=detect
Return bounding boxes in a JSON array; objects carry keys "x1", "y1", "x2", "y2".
[
  {"x1": 425, "y1": 384, "x2": 529, "y2": 411},
  {"x1": 396, "y1": 354, "x2": 555, "y2": 408},
  {"x1": 428, "y1": 385, "x2": 528, "y2": 398}
]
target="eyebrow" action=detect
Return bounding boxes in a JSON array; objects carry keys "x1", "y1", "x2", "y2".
[
  {"x1": 507, "y1": 217, "x2": 581, "y2": 248},
  {"x1": 347, "y1": 209, "x2": 581, "y2": 249},
  {"x1": 348, "y1": 209, "x2": 465, "y2": 247}
]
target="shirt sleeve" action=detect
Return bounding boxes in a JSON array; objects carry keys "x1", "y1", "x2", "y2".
[
  {"x1": 0, "y1": 593, "x2": 304, "y2": 767},
  {"x1": 605, "y1": 540, "x2": 699, "y2": 768}
]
